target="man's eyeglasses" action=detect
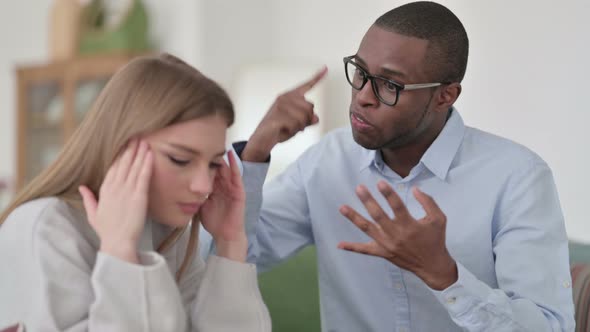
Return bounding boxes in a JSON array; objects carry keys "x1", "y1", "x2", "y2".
[{"x1": 343, "y1": 55, "x2": 445, "y2": 106}]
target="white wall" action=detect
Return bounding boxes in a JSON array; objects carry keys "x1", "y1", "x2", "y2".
[
  {"x1": 0, "y1": 0, "x2": 52, "y2": 187},
  {"x1": 198, "y1": 0, "x2": 273, "y2": 88},
  {"x1": 142, "y1": 0, "x2": 202, "y2": 67},
  {"x1": 224, "y1": 0, "x2": 590, "y2": 242},
  {"x1": 0, "y1": 0, "x2": 201, "y2": 197},
  {"x1": 192, "y1": 0, "x2": 590, "y2": 242},
  {"x1": 450, "y1": 0, "x2": 590, "y2": 242},
  {"x1": 1, "y1": 1, "x2": 589, "y2": 242}
]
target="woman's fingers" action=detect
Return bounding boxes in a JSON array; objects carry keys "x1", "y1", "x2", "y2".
[
  {"x1": 136, "y1": 149, "x2": 153, "y2": 193},
  {"x1": 114, "y1": 139, "x2": 139, "y2": 183},
  {"x1": 128, "y1": 141, "x2": 149, "y2": 186},
  {"x1": 227, "y1": 150, "x2": 243, "y2": 189},
  {"x1": 78, "y1": 185, "x2": 98, "y2": 227}
]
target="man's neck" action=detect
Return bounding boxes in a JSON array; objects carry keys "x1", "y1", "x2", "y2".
[
  {"x1": 380, "y1": 110, "x2": 451, "y2": 178},
  {"x1": 380, "y1": 140, "x2": 431, "y2": 178}
]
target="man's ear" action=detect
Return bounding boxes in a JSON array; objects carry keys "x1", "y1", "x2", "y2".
[{"x1": 435, "y1": 83, "x2": 461, "y2": 111}]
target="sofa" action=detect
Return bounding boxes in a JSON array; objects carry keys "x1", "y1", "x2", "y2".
[
  {"x1": 570, "y1": 242, "x2": 590, "y2": 331},
  {"x1": 1, "y1": 243, "x2": 587, "y2": 331}
]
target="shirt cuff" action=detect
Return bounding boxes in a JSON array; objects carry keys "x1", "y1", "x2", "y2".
[
  {"x1": 232, "y1": 141, "x2": 271, "y2": 163},
  {"x1": 231, "y1": 141, "x2": 270, "y2": 192},
  {"x1": 93, "y1": 251, "x2": 173, "y2": 289},
  {"x1": 192, "y1": 255, "x2": 270, "y2": 331},
  {"x1": 92, "y1": 251, "x2": 187, "y2": 330},
  {"x1": 430, "y1": 261, "x2": 491, "y2": 317},
  {"x1": 208, "y1": 255, "x2": 258, "y2": 273},
  {"x1": 198, "y1": 255, "x2": 259, "y2": 305},
  {"x1": 96, "y1": 251, "x2": 164, "y2": 269}
]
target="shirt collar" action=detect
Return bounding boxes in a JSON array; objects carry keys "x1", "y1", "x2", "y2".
[
  {"x1": 358, "y1": 108, "x2": 465, "y2": 180},
  {"x1": 420, "y1": 108, "x2": 465, "y2": 180},
  {"x1": 359, "y1": 148, "x2": 378, "y2": 172}
]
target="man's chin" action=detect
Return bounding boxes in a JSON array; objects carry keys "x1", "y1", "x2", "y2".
[{"x1": 352, "y1": 130, "x2": 380, "y2": 150}]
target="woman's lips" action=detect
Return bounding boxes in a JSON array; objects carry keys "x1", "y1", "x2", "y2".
[{"x1": 178, "y1": 202, "x2": 202, "y2": 215}]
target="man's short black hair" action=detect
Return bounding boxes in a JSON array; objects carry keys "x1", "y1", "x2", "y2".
[{"x1": 375, "y1": 1, "x2": 469, "y2": 83}]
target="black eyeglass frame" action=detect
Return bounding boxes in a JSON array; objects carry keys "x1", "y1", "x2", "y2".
[{"x1": 343, "y1": 55, "x2": 448, "y2": 106}]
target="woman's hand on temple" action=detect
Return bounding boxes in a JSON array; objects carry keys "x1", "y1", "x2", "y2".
[
  {"x1": 79, "y1": 139, "x2": 153, "y2": 264},
  {"x1": 200, "y1": 150, "x2": 248, "y2": 262}
]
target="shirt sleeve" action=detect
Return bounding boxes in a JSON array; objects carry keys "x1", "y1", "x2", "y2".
[
  {"x1": 177, "y1": 233, "x2": 271, "y2": 332},
  {"x1": 242, "y1": 156, "x2": 315, "y2": 272},
  {"x1": 431, "y1": 161, "x2": 575, "y2": 331},
  {"x1": 188, "y1": 256, "x2": 271, "y2": 332},
  {"x1": 30, "y1": 212, "x2": 187, "y2": 331},
  {"x1": 31, "y1": 207, "x2": 271, "y2": 332},
  {"x1": 227, "y1": 140, "x2": 315, "y2": 270},
  {"x1": 90, "y1": 252, "x2": 187, "y2": 331}
]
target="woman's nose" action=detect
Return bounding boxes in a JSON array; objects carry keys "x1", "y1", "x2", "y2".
[{"x1": 188, "y1": 169, "x2": 214, "y2": 197}]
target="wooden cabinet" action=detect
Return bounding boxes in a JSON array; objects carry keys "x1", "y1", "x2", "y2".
[{"x1": 15, "y1": 54, "x2": 140, "y2": 190}]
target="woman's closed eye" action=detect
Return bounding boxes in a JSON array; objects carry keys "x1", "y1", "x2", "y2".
[
  {"x1": 168, "y1": 155, "x2": 190, "y2": 166},
  {"x1": 209, "y1": 161, "x2": 223, "y2": 170}
]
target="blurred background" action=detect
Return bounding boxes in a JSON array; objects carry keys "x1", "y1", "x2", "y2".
[
  {"x1": 1, "y1": 0, "x2": 587, "y2": 240},
  {"x1": 0, "y1": 1, "x2": 588, "y2": 330}
]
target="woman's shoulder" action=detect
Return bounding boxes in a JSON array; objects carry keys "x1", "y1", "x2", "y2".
[
  {"x1": 8, "y1": 197, "x2": 78, "y2": 230},
  {"x1": 9, "y1": 196, "x2": 67, "y2": 219},
  {"x1": 4, "y1": 197, "x2": 98, "y2": 253}
]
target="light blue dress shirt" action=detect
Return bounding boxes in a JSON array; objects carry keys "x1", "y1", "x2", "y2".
[{"x1": 203, "y1": 109, "x2": 575, "y2": 331}]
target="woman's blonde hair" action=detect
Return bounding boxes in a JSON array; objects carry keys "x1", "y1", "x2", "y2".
[{"x1": 0, "y1": 53, "x2": 234, "y2": 279}]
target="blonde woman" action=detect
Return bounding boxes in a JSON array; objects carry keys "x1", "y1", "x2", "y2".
[{"x1": 0, "y1": 54, "x2": 271, "y2": 331}]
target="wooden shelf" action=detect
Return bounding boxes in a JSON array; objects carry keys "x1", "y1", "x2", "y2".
[{"x1": 15, "y1": 53, "x2": 144, "y2": 190}]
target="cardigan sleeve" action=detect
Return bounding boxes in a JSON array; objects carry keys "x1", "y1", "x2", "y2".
[
  {"x1": 28, "y1": 205, "x2": 187, "y2": 331},
  {"x1": 26, "y1": 203, "x2": 270, "y2": 332}
]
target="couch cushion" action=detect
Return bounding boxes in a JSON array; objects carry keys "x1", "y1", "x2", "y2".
[
  {"x1": 572, "y1": 263, "x2": 590, "y2": 331},
  {"x1": 258, "y1": 246, "x2": 321, "y2": 332},
  {"x1": 570, "y1": 242, "x2": 590, "y2": 264}
]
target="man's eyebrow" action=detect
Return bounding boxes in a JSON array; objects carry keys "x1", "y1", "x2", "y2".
[{"x1": 353, "y1": 55, "x2": 407, "y2": 79}]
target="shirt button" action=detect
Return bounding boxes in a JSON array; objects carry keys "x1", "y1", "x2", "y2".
[
  {"x1": 397, "y1": 183, "x2": 406, "y2": 191},
  {"x1": 563, "y1": 281, "x2": 571, "y2": 288},
  {"x1": 446, "y1": 296, "x2": 457, "y2": 304},
  {"x1": 393, "y1": 282, "x2": 404, "y2": 290}
]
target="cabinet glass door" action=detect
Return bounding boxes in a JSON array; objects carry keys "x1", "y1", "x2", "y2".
[
  {"x1": 75, "y1": 77, "x2": 110, "y2": 124},
  {"x1": 25, "y1": 81, "x2": 62, "y2": 184}
]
